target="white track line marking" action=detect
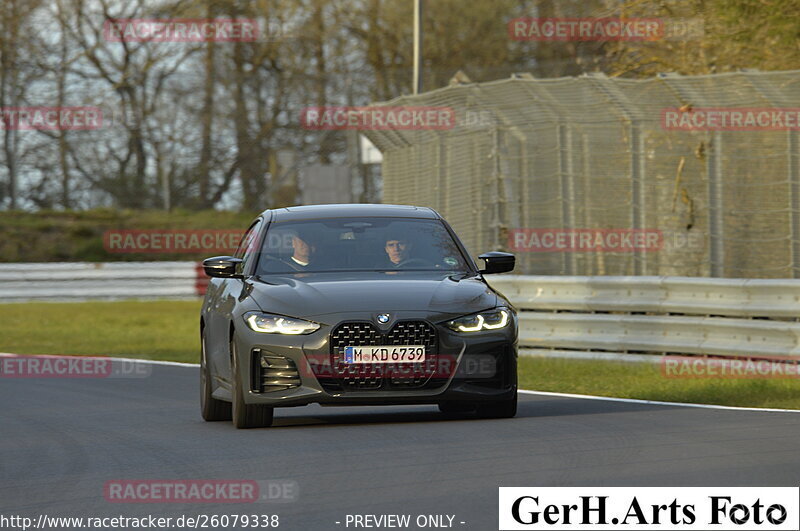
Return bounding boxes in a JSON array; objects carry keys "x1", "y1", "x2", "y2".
[
  {"x1": 520, "y1": 348, "x2": 662, "y2": 363},
  {"x1": 519, "y1": 389, "x2": 800, "y2": 413},
  {"x1": 106, "y1": 357, "x2": 199, "y2": 367}
]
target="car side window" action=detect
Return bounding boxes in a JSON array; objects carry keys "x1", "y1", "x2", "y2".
[{"x1": 234, "y1": 220, "x2": 263, "y2": 274}]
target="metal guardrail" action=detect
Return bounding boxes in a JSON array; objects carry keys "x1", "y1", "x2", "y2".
[
  {"x1": 0, "y1": 262, "x2": 205, "y2": 301},
  {"x1": 3, "y1": 266, "x2": 798, "y2": 359},
  {"x1": 487, "y1": 275, "x2": 800, "y2": 358}
]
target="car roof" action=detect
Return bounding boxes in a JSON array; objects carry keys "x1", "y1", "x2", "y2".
[{"x1": 262, "y1": 203, "x2": 440, "y2": 222}]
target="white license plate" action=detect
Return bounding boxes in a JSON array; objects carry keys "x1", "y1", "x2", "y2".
[{"x1": 343, "y1": 345, "x2": 426, "y2": 363}]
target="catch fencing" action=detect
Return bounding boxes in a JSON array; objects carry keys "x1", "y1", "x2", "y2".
[{"x1": 363, "y1": 69, "x2": 800, "y2": 278}]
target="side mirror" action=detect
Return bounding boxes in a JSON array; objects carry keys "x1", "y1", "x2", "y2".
[
  {"x1": 203, "y1": 256, "x2": 243, "y2": 278},
  {"x1": 478, "y1": 251, "x2": 515, "y2": 274}
]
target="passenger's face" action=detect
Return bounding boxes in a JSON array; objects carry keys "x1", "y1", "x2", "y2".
[{"x1": 385, "y1": 239, "x2": 410, "y2": 264}]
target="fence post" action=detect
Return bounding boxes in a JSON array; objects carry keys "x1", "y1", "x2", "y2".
[
  {"x1": 586, "y1": 73, "x2": 648, "y2": 275},
  {"x1": 492, "y1": 126, "x2": 509, "y2": 251},
  {"x1": 742, "y1": 71, "x2": 800, "y2": 278},
  {"x1": 707, "y1": 131, "x2": 725, "y2": 277},
  {"x1": 791, "y1": 131, "x2": 800, "y2": 279},
  {"x1": 515, "y1": 79, "x2": 576, "y2": 275},
  {"x1": 557, "y1": 123, "x2": 576, "y2": 274},
  {"x1": 471, "y1": 80, "x2": 542, "y2": 266},
  {"x1": 437, "y1": 136, "x2": 448, "y2": 214}
]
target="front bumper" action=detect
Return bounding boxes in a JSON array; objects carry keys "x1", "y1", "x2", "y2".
[{"x1": 231, "y1": 312, "x2": 517, "y2": 408}]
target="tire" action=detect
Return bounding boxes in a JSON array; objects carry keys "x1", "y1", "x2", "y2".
[
  {"x1": 476, "y1": 392, "x2": 517, "y2": 419},
  {"x1": 230, "y1": 337, "x2": 274, "y2": 429},
  {"x1": 438, "y1": 402, "x2": 476, "y2": 414},
  {"x1": 477, "y1": 356, "x2": 518, "y2": 419},
  {"x1": 200, "y1": 330, "x2": 232, "y2": 421}
]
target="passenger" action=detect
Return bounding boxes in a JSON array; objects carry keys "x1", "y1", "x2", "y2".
[{"x1": 384, "y1": 234, "x2": 413, "y2": 267}]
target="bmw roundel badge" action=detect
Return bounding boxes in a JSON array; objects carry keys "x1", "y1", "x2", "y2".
[{"x1": 377, "y1": 313, "x2": 391, "y2": 324}]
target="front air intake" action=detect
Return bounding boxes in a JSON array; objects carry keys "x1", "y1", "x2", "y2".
[{"x1": 251, "y1": 350, "x2": 301, "y2": 393}]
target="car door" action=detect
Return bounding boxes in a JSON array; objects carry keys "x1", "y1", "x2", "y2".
[{"x1": 205, "y1": 218, "x2": 263, "y2": 386}]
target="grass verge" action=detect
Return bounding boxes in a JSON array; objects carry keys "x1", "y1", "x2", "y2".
[
  {"x1": 3, "y1": 300, "x2": 800, "y2": 410},
  {"x1": 519, "y1": 356, "x2": 800, "y2": 410},
  {"x1": 0, "y1": 300, "x2": 200, "y2": 363}
]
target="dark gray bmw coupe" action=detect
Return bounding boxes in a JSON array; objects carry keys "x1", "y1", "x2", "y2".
[{"x1": 200, "y1": 204, "x2": 517, "y2": 428}]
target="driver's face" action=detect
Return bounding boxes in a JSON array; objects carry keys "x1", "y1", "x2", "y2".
[
  {"x1": 291, "y1": 235, "x2": 315, "y2": 263},
  {"x1": 385, "y1": 239, "x2": 410, "y2": 264}
]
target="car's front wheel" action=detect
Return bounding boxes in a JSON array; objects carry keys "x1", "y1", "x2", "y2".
[
  {"x1": 230, "y1": 336, "x2": 274, "y2": 429},
  {"x1": 200, "y1": 330, "x2": 232, "y2": 421}
]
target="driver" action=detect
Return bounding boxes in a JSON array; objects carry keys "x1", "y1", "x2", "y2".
[
  {"x1": 287, "y1": 229, "x2": 316, "y2": 269},
  {"x1": 384, "y1": 234, "x2": 413, "y2": 267},
  {"x1": 262, "y1": 227, "x2": 319, "y2": 272}
]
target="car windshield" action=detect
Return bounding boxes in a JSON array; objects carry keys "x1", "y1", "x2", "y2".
[{"x1": 255, "y1": 217, "x2": 471, "y2": 274}]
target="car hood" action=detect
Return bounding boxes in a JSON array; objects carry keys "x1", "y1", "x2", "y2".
[{"x1": 247, "y1": 271, "x2": 497, "y2": 320}]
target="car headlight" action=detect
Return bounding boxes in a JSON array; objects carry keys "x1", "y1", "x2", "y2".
[
  {"x1": 445, "y1": 308, "x2": 510, "y2": 332},
  {"x1": 244, "y1": 312, "x2": 320, "y2": 335}
]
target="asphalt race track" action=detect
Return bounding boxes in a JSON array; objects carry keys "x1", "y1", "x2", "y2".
[{"x1": 3, "y1": 362, "x2": 800, "y2": 531}]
